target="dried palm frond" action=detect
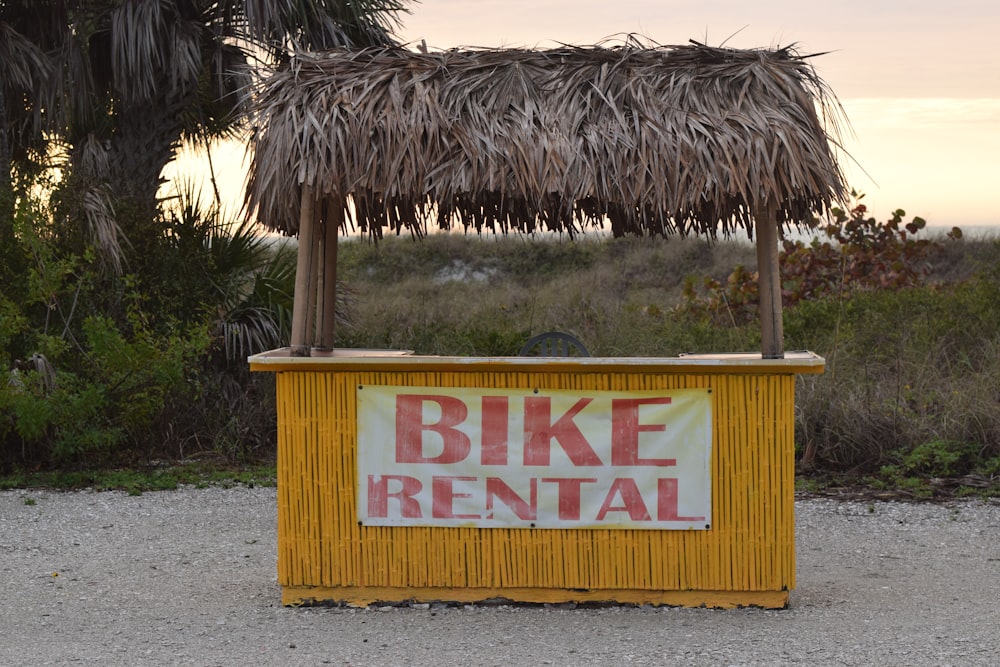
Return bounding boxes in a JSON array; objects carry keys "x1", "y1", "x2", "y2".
[
  {"x1": 9, "y1": 353, "x2": 57, "y2": 393},
  {"x1": 246, "y1": 40, "x2": 848, "y2": 240},
  {"x1": 0, "y1": 22, "x2": 57, "y2": 141},
  {"x1": 73, "y1": 134, "x2": 112, "y2": 181},
  {"x1": 0, "y1": 22, "x2": 53, "y2": 91},
  {"x1": 61, "y1": 134, "x2": 126, "y2": 274},
  {"x1": 81, "y1": 186, "x2": 126, "y2": 275}
]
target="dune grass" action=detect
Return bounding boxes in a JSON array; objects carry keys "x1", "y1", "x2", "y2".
[
  {"x1": 7, "y1": 227, "x2": 997, "y2": 497},
  {"x1": 335, "y1": 229, "x2": 1000, "y2": 497}
]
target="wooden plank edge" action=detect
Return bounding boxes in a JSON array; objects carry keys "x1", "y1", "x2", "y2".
[{"x1": 281, "y1": 586, "x2": 789, "y2": 610}]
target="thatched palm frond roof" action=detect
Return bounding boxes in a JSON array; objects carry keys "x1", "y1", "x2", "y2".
[{"x1": 246, "y1": 41, "x2": 847, "y2": 238}]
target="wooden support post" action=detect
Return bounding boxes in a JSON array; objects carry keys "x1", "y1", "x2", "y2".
[
  {"x1": 290, "y1": 185, "x2": 315, "y2": 357},
  {"x1": 316, "y1": 198, "x2": 341, "y2": 351},
  {"x1": 755, "y1": 203, "x2": 784, "y2": 359},
  {"x1": 313, "y1": 214, "x2": 329, "y2": 351},
  {"x1": 305, "y1": 233, "x2": 320, "y2": 348}
]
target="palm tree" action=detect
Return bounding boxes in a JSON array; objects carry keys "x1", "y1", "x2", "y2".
[
  {"x1": 0, "y1": 4, "x2": 59, "y2": 201},
  {"x1": 0, "y1": 3, "x2": 62, "y2": 277},
  {"x1": 1, "y1": 0, "x2": 409, "y2": 266}
]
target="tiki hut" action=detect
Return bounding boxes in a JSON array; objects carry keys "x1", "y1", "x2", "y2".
[{"x1": 245, "y1": 40, "x2": 847, "y2": 358}]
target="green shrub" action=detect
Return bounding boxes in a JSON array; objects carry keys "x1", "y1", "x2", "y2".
[
  {"x1": 0, "y1": 182, "x2": 288, "y2": 471},
  {"x1": 678, "y1": 194, "x2": 966, "y2": 325},
  {"x1": 4, "y1": 175, "x2": 999, "y2": 490},
  {"x1": 791, "y1": 276, "x2": 1000, "y2": 475},
  {"x1": 0, "y1": 312, "x2": 205, "y2": 466}
]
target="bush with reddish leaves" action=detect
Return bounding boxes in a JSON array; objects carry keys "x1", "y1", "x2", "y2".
[{"x1": 679, "y1": 193, "x2": 963, "y2": 325}]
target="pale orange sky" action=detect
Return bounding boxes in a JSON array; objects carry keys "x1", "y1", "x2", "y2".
[
  {"x1": 170, "y1": 0, "x2": 1000, "y2": 230},
  {"x1": 398, "y1": 0, "x2": 1000, "y2": 229}
]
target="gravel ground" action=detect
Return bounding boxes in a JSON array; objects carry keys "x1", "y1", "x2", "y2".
[{"x1": 1, "y1": 487, "x2": 998, "y2": 666}]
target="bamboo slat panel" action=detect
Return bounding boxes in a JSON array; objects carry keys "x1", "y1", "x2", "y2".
[{"x1": 272, "y1": 365, "x2": 800, "y2": 607}]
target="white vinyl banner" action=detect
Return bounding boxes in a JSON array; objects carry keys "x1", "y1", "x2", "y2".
[{"x1": 357, "y1": 386, "x2": 712, "y2": 530}]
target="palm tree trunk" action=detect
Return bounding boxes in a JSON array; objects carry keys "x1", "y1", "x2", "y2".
[
  {"x1": 0, "y1": 84, "x2": 15, "y2": 241},
  {"x1": 103, "y1": 97, "x2": 189, "y2": 224}
]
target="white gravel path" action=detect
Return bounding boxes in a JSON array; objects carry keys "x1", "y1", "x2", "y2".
[{"x1": 2, "y1": 487, "x2": 998, "y2": 666}]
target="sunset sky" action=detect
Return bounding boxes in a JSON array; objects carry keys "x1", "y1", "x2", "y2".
[
  {"x1": 180, "y1": 0, "x2": 999, "y2": 231},
  {"x1": 398, "y1": 0, "x2": 1000, "y2": 229}
]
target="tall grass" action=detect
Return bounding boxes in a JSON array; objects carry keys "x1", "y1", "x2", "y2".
[
  {"x1": 336, "y1": 233, "x2": 757, "y2": 355},
  {"x1": 335, "y1": 231, "x2": 1000, "y2": 485}
]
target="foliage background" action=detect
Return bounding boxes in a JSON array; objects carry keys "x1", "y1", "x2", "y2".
[
  {"x1": 334, "y1": 206, "x2": 1000, "y2": 496},
  {"x1": 0, "y1": 0, "x2": 408, "y2": 477},
  {"x1": 1, "y1": 4, "x2": 997, "y2": 496},
  {"x1": 3, "y1": 185, "x2": 999, "y2": 499}
]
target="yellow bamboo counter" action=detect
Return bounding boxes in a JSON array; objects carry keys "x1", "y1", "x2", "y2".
[{"x1": 249, "y1": 349, "x2": 823, "y2": 609}]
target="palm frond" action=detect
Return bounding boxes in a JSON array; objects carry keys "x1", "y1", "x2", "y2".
[
  {"x1": 110, "y1": 0, "x2": 171, "y2": 102},
  {"x1": 246, "y1": 40, "x2": 848, "y2": 240},
  {"x1": 241, "y1": 0, "x2": 407, "y2": 57},
  {"x1": 0, "y1": 21, "x2": 57, "y2": 142},
  {"x1": 0, "y1": 23, "x2": 53, "y2": 91},
  {"x1": 73, "y1": 134, "x2": 112, "y2": 181},
  {"x1": 81, "y1": 185, "x2": 126, "y2": 275}
]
